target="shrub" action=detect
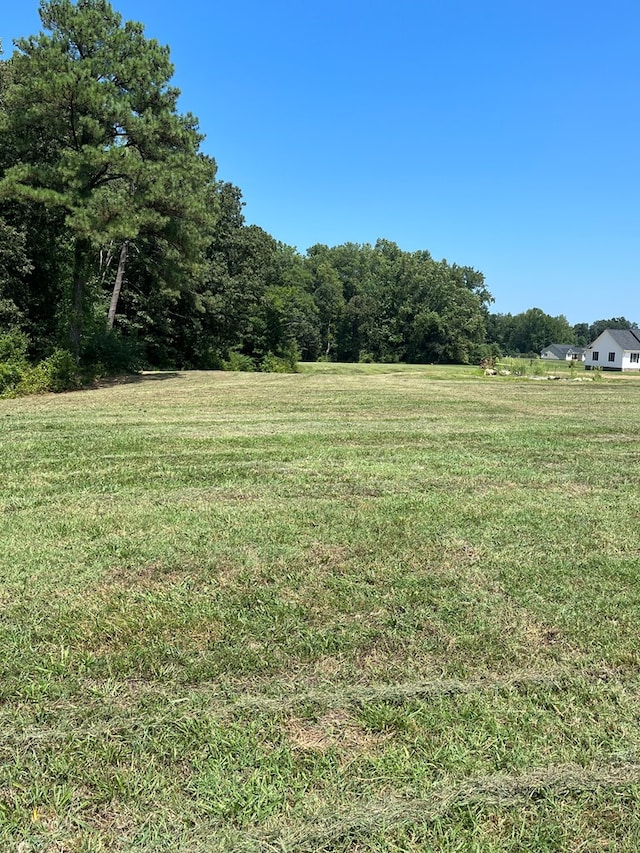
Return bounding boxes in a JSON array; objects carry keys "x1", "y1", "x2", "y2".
[
  {"x1": 12, "y1": 351, "x2": 79, "y2": 396},
  {"x1": 223, "y1": 351, "x2": 256, "y2": 372},
  {"x1": 261, "y1": 342, "x2": 299, "y2": 374},
  {"x1": 0, "y1": 329, "x2": 30, "y2": 396},
  {"x1": 496, "y1": 357, "x2": 528, "y2": 376},
  {"x1": 224, "y1": 343, "x2": 299, "y2": 374},
  {"x1": 0, "y1": 328, "x2": 29, "y2": 365},
  {"x1": 14, "y1": 363, "x2": 50, "y2": 396},
  {"x1": 0, "y1": 330, "x2": 79, "y2": 396},
  {"x1": 474, "y1": 343, "x2": 502, "y2": 365},
  {"x1": 479, "y1": 356, "x2": 496, "y2": 370},
  {"x1": 0, "y1": 361, "x2": 25, "y2": 396},
  {"x1": 260, "y1": 352, "x2": 296, "y2": 373},
  {"x1": 40, "y1": 349, "x2": 79, "y2": 392}
]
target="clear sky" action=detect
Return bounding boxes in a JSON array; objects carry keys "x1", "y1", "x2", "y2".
[{"x1": 2, "y1": 0, "x2": 639, "y2": 324}]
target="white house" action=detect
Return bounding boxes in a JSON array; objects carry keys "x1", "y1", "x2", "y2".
[
  {"x1": 584, "y1": 329, "x2": 640, "y2": 371},
  {"x1": 540, "y1": 344, "x2": 585, "y2": 361}
]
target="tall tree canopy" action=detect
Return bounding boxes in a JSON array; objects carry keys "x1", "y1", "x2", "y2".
[
  {"x1": 486, "y1": 309, "x2": 576, "y2": 356},
  {"x1": 0, "y1": 0, "x2": 216, "y2": 357},
  {"x1": 586, "y1": 317, "x2": 637, "y2": 342},
  {"x1": 302, "y1": 240, "x2": 492, "y2": 364},
  {"x1": 0, "y1": 1, "x2": 517, "y2": 373}
]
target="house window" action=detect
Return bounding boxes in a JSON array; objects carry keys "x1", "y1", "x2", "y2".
[
  {"x1": 631, "y1": 352, "x2": 640, "y2": 363},
  {"x1": 592, "y1": 351, "x2": 599, "y2": 361},
  {"x1": 608, "y1": 352, "x2": 616, "y2": 362}
]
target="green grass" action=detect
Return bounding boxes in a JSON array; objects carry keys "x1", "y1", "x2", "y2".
[{"x1": 1, "y1": 364, "x2": 640, "y2": 851}]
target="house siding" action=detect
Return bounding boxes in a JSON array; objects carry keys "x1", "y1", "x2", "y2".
[
  {"x1": 622, "y1": 351, "x2": 640, "y2": 371},
  {"x1": 584, "y1": 329, "x2": 640, "y2": 371}
]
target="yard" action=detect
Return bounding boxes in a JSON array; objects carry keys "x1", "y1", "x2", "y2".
[{"x1": 1, "y1": 363, "x2": 640, "y2": 851}]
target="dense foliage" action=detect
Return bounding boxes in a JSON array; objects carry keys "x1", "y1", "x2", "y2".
[
  {"x1": 0, "y1": 1, "x2": 636, "y2": 391},
  {"x1": 0, "y1": 0, "x2": 491, "y2": 380},
  {"x1": 486, "y1": 311, "x2": 638, "y2": 357}
]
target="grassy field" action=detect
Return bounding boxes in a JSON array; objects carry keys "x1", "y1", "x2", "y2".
[{"x1": 1, "y1": 362, "x2": 640, "y2": 851}]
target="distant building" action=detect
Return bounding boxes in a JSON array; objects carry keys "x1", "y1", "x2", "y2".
[
  {"x1": 584, "y1": 329, "x2": 640, "y2": 371},
  {"x1": 540, "y1": 344, "x2": 585, "y2": 362}
]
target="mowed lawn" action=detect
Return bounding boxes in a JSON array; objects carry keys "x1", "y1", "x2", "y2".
[{"x1": 1, "y1": 364, "x2": 640, "y2": 851}]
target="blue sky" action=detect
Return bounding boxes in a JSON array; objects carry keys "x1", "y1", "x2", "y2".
[{"x1": 3, "y1": 0, "x2": 639, "y2": 324}]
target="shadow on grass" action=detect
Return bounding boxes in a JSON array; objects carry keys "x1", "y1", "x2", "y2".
[{"x1": 86, "y1": 371, "x2": 183, "y2": 390}]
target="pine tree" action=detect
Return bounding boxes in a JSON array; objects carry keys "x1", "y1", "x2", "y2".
[{"x1": 0, "y1": 0, "x2": 216, "y2": 358}]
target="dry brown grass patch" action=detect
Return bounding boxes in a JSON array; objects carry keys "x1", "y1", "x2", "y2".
[
  {"x1": 305, "y1": 543, "x2": 354, "y2": 574},
  {"x1": 286, "y1": 708, "x2": 390, "y2": 755}
]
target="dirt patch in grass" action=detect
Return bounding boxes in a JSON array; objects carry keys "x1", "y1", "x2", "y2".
[
  {"x1": 304, "y1": 543, "x2": 357, "y2": 573},
  {"x1": 101, "y1": 562, "x2": 187, "y2": 590},
  {"x1": 440, "y1": 539, "x2": 484, "y2": 569},
  {"x1": 521, "y1": 623, "x2": 563, "y2": 647},
  {"x1": 286, "y1": 708, "x2": 390, "y2": 754},
  {"x1": 98, "y1": 559, "x2": 242, "y2": 593}
]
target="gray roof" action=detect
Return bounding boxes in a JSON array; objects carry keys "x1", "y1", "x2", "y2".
[
  {"x1": 587, "y1": 329, "x2": 640, "y2": 350},
  {"x1": 541, "y1": 344, "x2": 584, "y2": 358}
]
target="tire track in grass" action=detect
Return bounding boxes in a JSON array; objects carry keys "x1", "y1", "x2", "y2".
[
  {"x1": 223, "y1": 665, "x2": 631, "y2": 715},
  {"x1": 253, "y1": 761, "x2": 640, "y2": 853}
]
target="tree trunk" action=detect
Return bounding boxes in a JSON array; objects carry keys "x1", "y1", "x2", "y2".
[
  {"x1": 107, "y1": 240, "x2": 129, "y2": 331},
  {"x1": 325, "y1": 323, "x2": 333, "y2": 357},
  {"x1": 70, "y1": 238, "x2": 89, "y2": 362}
]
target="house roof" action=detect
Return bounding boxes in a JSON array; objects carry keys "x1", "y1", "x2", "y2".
[
  {"x1": 541, "y1": 344, "x2": 584, "y2": 358},
  {"x1": 587, "y1": 329, "x2": 640, "y2": 350}
]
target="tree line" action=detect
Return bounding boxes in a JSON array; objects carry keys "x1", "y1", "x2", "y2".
[
  {"x1": 0, "y1": 1, "x2": 636, "y2": 391},
  {"x1": 485, "y1": 311, "x2": 637, "y2": 359}
]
